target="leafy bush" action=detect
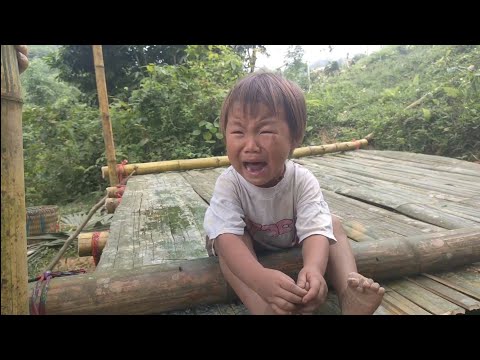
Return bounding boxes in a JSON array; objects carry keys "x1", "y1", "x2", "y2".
[{"x1": 127, "y1": 45, "x2": 245, "y2": 160}]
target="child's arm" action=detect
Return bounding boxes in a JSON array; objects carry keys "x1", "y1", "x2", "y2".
[
  {"x1": 297, "y1": 234, "x2": 330, "y2": 310},
  {"x1": 216, "y1": 233, "x2": 307, "y2": 313},
  {"x1": 215, "y1": 233, "x2": 264, "y2": 286}
]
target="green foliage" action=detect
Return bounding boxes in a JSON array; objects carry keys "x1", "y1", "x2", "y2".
[
  {"x1": 23, "y1": 101, "x2": 105, "y2": 205},
  {"x1": 46, "y1": 45, "x2": 188, "y2": 103},
  {"x1": 306, "y1": 45, "x2": 480, "y2": 160},
  {"x1": 27, "y1": 45, "x2": 59, "y2": 60},
  {"x1": 21, "y1": 57, "x2": 81, "y2": 107},
  {"x1": 231, "y1": 45, "x2": 267, "y2": 72},
  {"x1": 23, "y1": 44, "x2": 248, "y2": 206},
  {"x1": 127, "y1": 45, "x2": 245, "y2": 160},
  {"x1": 283, "y1": 46, "x2": 310, "y2": 91}
]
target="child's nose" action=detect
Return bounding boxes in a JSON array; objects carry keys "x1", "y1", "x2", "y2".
[{"x1": 244, "y1": 135, "x2": 260, "y2": 152}]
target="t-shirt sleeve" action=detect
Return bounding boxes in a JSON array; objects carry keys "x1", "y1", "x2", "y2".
[
  {"x1": 203, "y1": 172, "x2": 246, "y2": 240},
  {"x1": 295, "y1": 170, "x2": 337, "y2": 244}
]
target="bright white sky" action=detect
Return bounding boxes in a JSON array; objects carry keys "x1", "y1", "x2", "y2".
[{"x1": 255, "y1": 45, "x2": 383, "y2": 70}]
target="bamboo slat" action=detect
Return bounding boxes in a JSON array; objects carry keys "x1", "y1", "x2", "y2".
[
  {"x1": 351, "y1": 150, "x2": 480, "y2": 176},
  {"x1": 300, "y1": 159, "x2": 478, "y2": 229},
  {"x1": 427, "y1": 264, "x2": 480, "y2": 300},
  {"x1": 387, "y1": 280, "x2": 465, "y2": 315},
  {"x1": 302, "y1": 156, "x2": 480, "y2": 200},
  {"x1": 374, "y1": 303, "x2": 402, "y2": 315},
  {"x1": 336, "y1": 152, "x2": 480, "y2": 185},
  {"x1": 405, "y1": 275, "x2": 480, "y2": 311},
  {"x1": 381, "y1": 287, "x2": 431, "y2": 315},
  {"x1": 313, "y1": 155, "x2": 480, "y2": 197},
  {"x1": 98, "y1": 173, "x2": 209, "y2": 271},
  {"x1": 322, "y1": 189, "x2": 443, "y2": 233},
  {"x1": 420, "y1": 273, "x2": 480, "y2": 301},
  {"x1": 181, "y1": 170, "x2": 217, "y2": 203}
]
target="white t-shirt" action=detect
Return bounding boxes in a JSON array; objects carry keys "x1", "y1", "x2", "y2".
[{"x1": 204, "y1": 160, "x2": 336, "y2": 251}]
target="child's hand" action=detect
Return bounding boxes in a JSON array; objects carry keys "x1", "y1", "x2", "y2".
[
  {"x1": 256, "y1": 268, "x2": 308, "y2": 315},
  {"x1": 295, "y1": 267, "x2": 328, "y2": 314}
]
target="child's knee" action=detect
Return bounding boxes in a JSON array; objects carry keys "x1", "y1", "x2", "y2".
[{"x1": 331, "y1": 214, "x2": 341, "y2": 228}]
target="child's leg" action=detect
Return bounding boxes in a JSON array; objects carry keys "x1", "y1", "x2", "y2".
[
  {"x1": 326, "y1": 215, "x2": 385, "y2": 314},
  {"x1": 214, "y1": 233, "x2": 277, "y2": 315}
]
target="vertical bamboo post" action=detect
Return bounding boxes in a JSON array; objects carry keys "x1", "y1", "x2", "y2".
[
  {"x1": 92, "y1": 45, "x2": 118, "y2": 186},
  {"x1": 1, "y1": 45, "x2": 29, "y2": 314}
]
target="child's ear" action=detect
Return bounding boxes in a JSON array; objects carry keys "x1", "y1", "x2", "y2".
[
  {"x1": 291, "y1": 138, "x2": 300, "y2": 150},
  {"x1": 288, "y1": 141, "x2": 298, "y2": 158}
]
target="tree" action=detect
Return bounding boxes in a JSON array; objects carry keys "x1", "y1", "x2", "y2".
[
  {"x1": 231, "y1": 45, "x2": 267, "y2": 72},
  {"x1": 283, "y1": 46, "x2": 309, "y2": 91},
  {"x1": 46, "y1": 45, "x2": 188, "y2": 103},
  {"x1": 21, "y1": 57, "x2": 81, "y2": 107},
  {"x1": 28, "y1": 45, "x2": 59, "y2": 61}
]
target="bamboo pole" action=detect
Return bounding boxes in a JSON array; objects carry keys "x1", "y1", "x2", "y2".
[
  {"x1": 30, "y1": 227, "x2": 480, "y2": 315},
  {"x1": 106, "y1": 186, "x2": 124, "y2": 198},
  {"x1": 291, "y1": 138, "x2": 369, "y2": 158},
  {"x1": 1, "y1": 45, "x2": 29, "y2": 314},
  {"x1": 105, "y1": 198, "x2": 121, "y2": 213},
  {"x1": 92, "y1": 45, "x2": 118, "y2": 186},
  {"x1": 44, "y1": 196, "x2": 107, "y2": 272},
  {"x1": 101, "y1": 137, "x2": 371, "y2": 178},
  {"x1": 78, "y1": 231, "x2": 109, "y2": 257}
]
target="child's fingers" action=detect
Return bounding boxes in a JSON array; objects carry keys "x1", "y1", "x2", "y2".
[
  {"x1": 296, "y1": 271, "x2": 307, "y2": 289},
  {"x1": 285, "y1": 279, "x2": 308, "y2": 297}
]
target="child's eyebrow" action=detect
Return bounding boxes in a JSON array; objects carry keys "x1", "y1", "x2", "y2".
[
  {"x1": 228, "y1": 119, "x2": 245, "y2": 126},
  {"x1": 257, "y1": 116, "x2": 276, "y2": 124}
]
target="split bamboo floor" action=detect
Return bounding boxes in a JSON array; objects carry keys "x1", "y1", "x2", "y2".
[{"x1": 98, "y1": 150, "x2": 480, "y2": 315}]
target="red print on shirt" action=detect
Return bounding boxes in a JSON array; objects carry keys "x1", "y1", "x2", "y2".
[{"x1": 246, "y1": 218, "x2": 294, "y2": 237}]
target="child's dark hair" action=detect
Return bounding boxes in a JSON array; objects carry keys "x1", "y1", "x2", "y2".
[{"x1": 220, "y1": 71, "x2": 306, "y2": 146}]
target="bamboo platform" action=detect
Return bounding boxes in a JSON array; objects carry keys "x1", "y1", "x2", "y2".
[{"x1": 97, "y1": 150, "x2": 480, "y2": 315}]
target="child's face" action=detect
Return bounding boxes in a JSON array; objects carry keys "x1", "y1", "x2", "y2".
[{"x1": 225, "y1": 102, "x2": 295, "y2": 188}]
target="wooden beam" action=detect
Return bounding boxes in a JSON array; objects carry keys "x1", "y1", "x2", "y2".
[
  {"x1": 1, "y1": 45, "x2": 29, "y2": 314},
  {"x1": 101, "y1": 138, "x2": 370, "y2": 178},
  {"x1": 92, "y1": 45, "x2": 118, "y2": 186},
  {"x1": 30, "y1": 227, "x2": 480, "y2": 315}
]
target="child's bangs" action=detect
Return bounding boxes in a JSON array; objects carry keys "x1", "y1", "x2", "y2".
[{"x1": 231, "y1": 77, "x2": 284, "y2": 119}]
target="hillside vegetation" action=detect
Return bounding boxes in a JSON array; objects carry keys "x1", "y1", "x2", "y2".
[
  {"x1": 20, "y1": 45, "x2": 479, "y2": 206},
  {"x1": 305, "y1": 45, "x2": 479, "y2": 160}
]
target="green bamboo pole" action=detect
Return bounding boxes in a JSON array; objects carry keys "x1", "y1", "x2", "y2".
[
  {"x1": 102, "y1": 137, "x2": 371, "y2": 178},
  {"x1": 1, "y1": 45, "x2": 29, "y2": 314},
  {"x1": 93, "y1": 45, "x2": 118, "y2": 186}
]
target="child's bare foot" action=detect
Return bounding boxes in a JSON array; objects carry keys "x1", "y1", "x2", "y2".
[{"x1": 340, "y1": 272, "x2": 385, "y2": 315}]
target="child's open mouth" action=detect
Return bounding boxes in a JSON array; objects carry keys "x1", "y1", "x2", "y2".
[{"x1": 244, "y1": 162, "x2": 267, "y2": 175}]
